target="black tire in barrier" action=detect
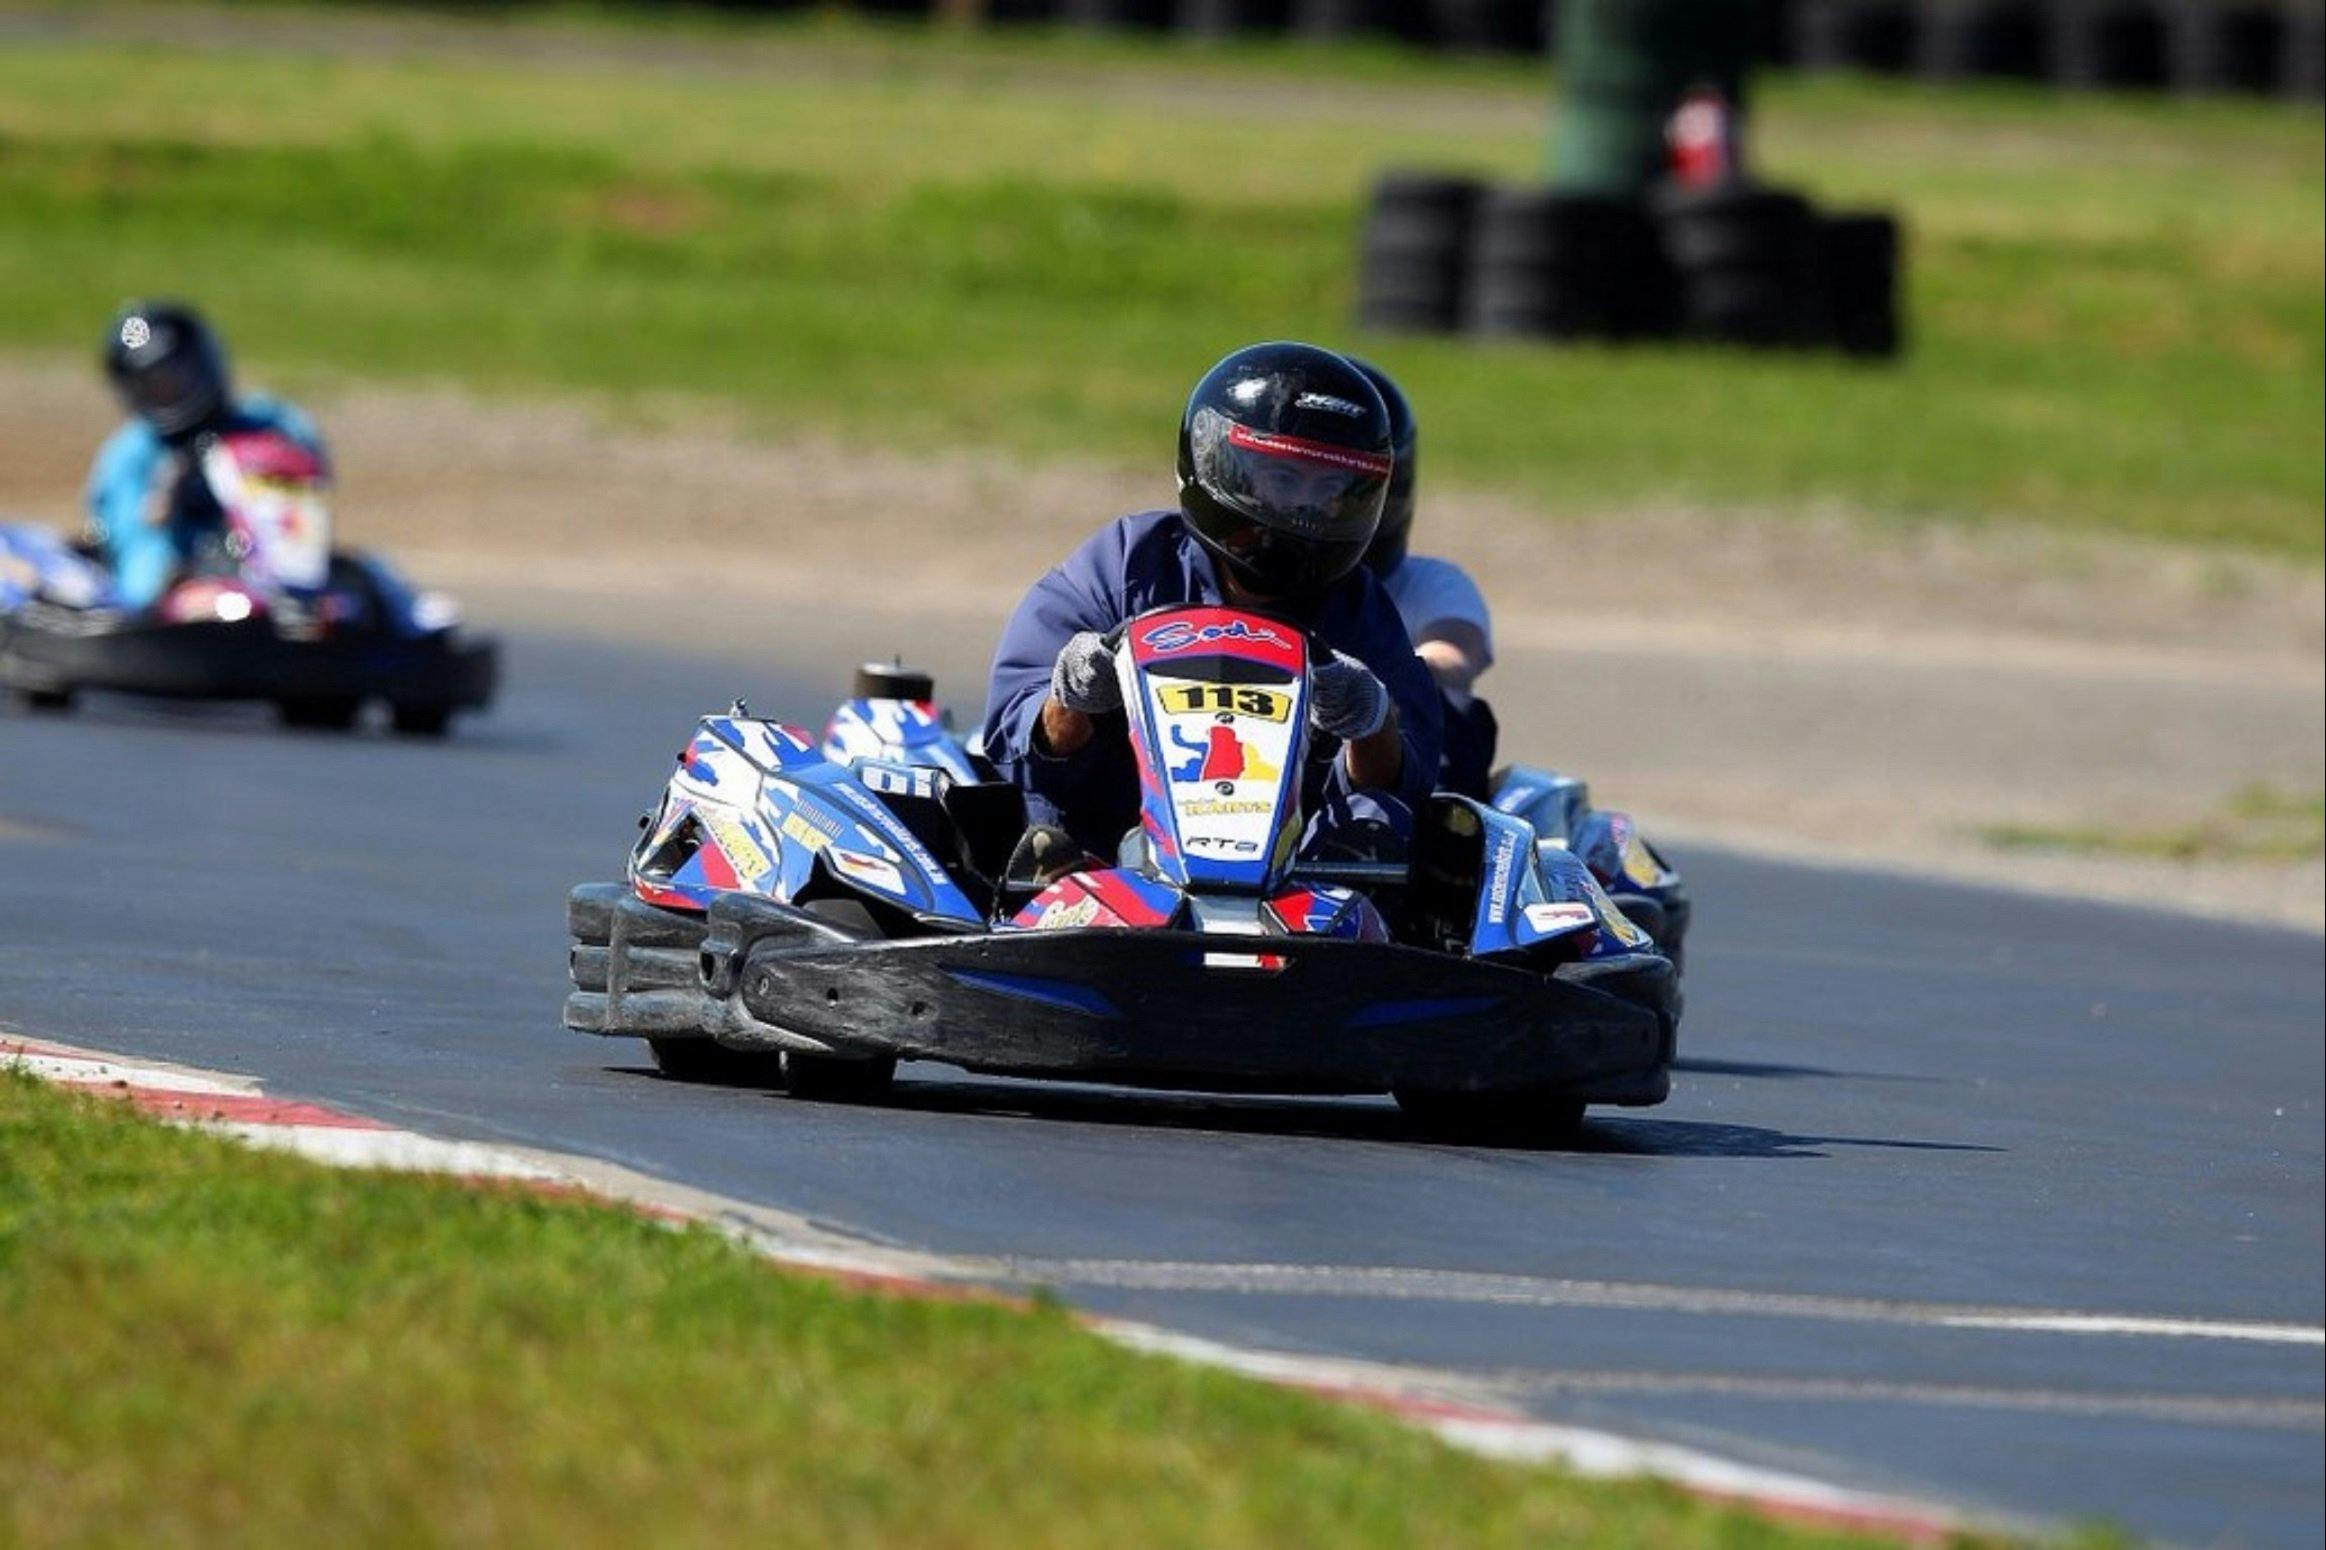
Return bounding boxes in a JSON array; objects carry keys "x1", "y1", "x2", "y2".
[
  {"x1": 1175, "y1": 0, "x2": 1293, "y2": 32},
  {"x1": 2158, "y1": 0, "x2": 2279, "y2": 92},
  {"x1": 1426, "y1": 0, "x2": 1551, "y2": 52},
  {"x1": 1654, "y1": 182, "x2": 1816, "y2": 347},
  {"x1": 1357, "y1": 174, "x2": 1485, "y2": 334},
  {"x1": 1917, "y1": 0, "x2": 2051, "y2": 78},
  {"x1": 1059, "y1": 0, "x2": 1173, "y2": 25},
  {"x1": 1757, "y1": 0, "x2": 1804, "y2": 62},
  {"x1": 1794, "y1": 0, "x2": 1919, "y2": 71},
  {"x1": 1464, "y1": 190, "x2": 1670, "y2": 340},
  {"x1": 2051, "y1": 0, "x2": 2170, "y2": 88},
  {"x1": 2289, "y1": 6, "x2": 2325, "y2": 100},
  {"x1": 1656, "y1": 185, "x2": 1815, "y2": 270},
  {"x1": 1811, "y1": 211, "x2": 1904, "y2": 359},
  {"x1": 1291, "y1": 0, "x2": 1401, "y2": 36}
]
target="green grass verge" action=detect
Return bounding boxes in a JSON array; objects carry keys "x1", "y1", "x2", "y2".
[
  {"x1": 0, "y1": 1069, "x2": 2003, "y2": 1549},
  {"x1": 1978, "y1": 785, "x2": 2326, "y2": 864},
  {"x1": 0, "y1": 5, "x2": 2317, "y2": 555}
]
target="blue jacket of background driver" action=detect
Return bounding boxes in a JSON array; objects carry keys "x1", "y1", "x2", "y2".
[
  {"x1": 980, "y1": 509, "x2": 1443, "y2": 857},
  {"x1": 83, "y1": 395, "x2": 327, "y2": 611}
]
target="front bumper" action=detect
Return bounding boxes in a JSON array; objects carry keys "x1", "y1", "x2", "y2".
[{"x1": 567, "y1": 885, "x2": 1676, "y2": 1105}]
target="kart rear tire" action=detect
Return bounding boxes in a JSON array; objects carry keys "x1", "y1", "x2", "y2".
[
  {"x1": 15, "y1": 686, "x2": 74, "y2": 714},
  {"x1": 278, "y1": 695, "x2": 362, "y2": 732},
  {"x1": 1394, "y1": 1088, "x2": 1587, "y2": 1148},
  {"x1": 780, "y1": 1051, "x2": 898, "y2": 1103},
  {"x1": 647, "y1": 1037, "x2": 785, "y2": 1087},
  {"x1": 390, "y1": 703, "x2": 454, "y2": 738}
]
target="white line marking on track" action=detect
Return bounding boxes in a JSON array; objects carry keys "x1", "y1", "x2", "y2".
[
  {"x1": 1000, "y1": 1259, "x2": 2326, "y2": 1347},
  {"x1": 1484, "y1": 1371, "x2": 2325, "y2": 1430}
]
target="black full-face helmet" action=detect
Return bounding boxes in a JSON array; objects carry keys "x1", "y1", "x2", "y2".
[
  {"x1": 1177, "y1": 341, "x2": 1394, "y2": 601},
  {"x1": 103, "y1": 301, "x2": 230, "y2": 442},
  {"x1": 1347, "y1": 358, "x2": 1416, "y2": 576}
]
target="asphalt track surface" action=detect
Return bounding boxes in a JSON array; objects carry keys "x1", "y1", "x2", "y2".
[{"x1": 3, "y1": 630, "x2": 2319, "y2": 1548}]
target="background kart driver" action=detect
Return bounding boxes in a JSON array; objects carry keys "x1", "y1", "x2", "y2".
[
  {"x1": 1350, "y1": 357, "x2": 1499, "y2": 800},
  {"x1": 980, "y1": 340, "x2": 1442, "y2": 879},
  {"x1": 85, "y1": 301, "x2": 329, "y2": 611}
]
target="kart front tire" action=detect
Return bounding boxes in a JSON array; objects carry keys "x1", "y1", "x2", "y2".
[
  {"x1": 647, "y1": 1037, "x2": 784, "y2": 1086},
  {"x1": 15, "y1": 686, "x2": 74, "y2": 714},
  {"x1": 776, "y1": 898, "x2": 899, "y2": 1103},
  {"x1": 1394, "y1": 1088, "x2": 1587, "y2": 1148},
  {"x1": 781, "y1": 1051, "x2": 897, "y2": 1103},
  {"x1": 390, "y1": 703, "x2": 454, "y2": 738},
  {"x1": 278, "y1": 695, "x2": 362, "y2": 731}
]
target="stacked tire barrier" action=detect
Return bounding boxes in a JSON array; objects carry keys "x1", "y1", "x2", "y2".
[
  {"x1": 1359, "y1": 173, "x2": 1904, "y2": 357},
  {"x1": 815, "y1": 0, "x2": 2320, "y2": 97}
]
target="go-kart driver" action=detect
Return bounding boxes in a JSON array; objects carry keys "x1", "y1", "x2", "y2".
[
  {"x1": 981, "y1": 341, "x2": 1443, "y2": 873},
  {"x1": 1348, "y1": 358, "x2": 1499, "y2": 799},
  {"x1": 85, "y1": 301, "x2": 329, "y2": 611}
]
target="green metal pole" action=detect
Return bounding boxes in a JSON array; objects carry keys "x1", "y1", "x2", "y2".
[{"x1": 1550, "y1": 0, "x2": 1756, "y2": 194}]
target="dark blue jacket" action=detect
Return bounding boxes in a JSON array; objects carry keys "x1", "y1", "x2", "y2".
[{"x1": 980, "y1": 510, "x2": 1442, "y2": 854}]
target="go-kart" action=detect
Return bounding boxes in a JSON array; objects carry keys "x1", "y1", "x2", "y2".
[
  {"x1": 567, "y1": 605, "x2": 1682, "y2": 1143},
  {"x1": 0, "y1": 427, "x2": 496, "y2": 734}
]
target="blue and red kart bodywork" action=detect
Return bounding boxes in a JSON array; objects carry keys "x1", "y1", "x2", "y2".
[{"x1": 567, "y1": 606, "x2": 1683, "y2": 1133}]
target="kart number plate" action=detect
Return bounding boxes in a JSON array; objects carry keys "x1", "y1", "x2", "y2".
[{"x1": 1156, "y1": 683, "x2": 1291, "y2": 723}]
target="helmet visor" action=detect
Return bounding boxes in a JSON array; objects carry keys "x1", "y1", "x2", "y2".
[
  {"x1": 119, "y1": 354, "x2": 222, "y2": 432},
  {"x1": 1188, "y1": 409, "x2": 1391, "y2": 545}
]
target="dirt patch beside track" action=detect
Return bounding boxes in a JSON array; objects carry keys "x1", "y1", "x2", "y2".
[{"x1": 6, "y1": 357, "x2": 2318, "y2": 927}]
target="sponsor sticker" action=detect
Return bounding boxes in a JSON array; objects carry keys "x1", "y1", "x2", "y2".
[
  {"x1": 1180, "y1": 798, "x2": 1273, "y2": 818},
  {"x1": 1581, "y1": 872, "x2": 1652, "y2": 947},
  {"x1": 700, "y1": 810, "x2": 772, "y2": 882},
  {"x1": 1483, "y1": 832, "x2": 1518, "y2": 925},
  {"x1": 1037, "y1": 894, "x2": 1103, "y2": 931},
  {"x1": 780, "y1": 811, "x2": 835, "y2": 854},
  {"x1": 1522, "y1": 902, "x2": 1598, "y2": 936},
  {"x1": 1225, "y1": 423, "x2": 1393, "y2": 477},
  {"x1": 1620, "y1": 831, "x2": 1664, "y2": 888},
  {"x1": 1142, "y1": 618, "x2": 1290, "y2": 655},
  {"x1": 1163, "y1": 721, "x2": 1283, "y2": 790},
  {"x1": 829, "y1": 848, "x2": 906, "y2": 896}
]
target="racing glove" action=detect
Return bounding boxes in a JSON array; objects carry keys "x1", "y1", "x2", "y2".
[
  {"x1": 1309, "y1": 649, "x2": 1391, "y2": 742},
  {"x1": 1049, "y1": 631, "x2": 1122, "y2": 716}
]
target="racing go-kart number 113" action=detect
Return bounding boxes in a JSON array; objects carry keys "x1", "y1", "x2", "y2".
[{"x1": 566, "y1": 606, "x2": 1682, "y2": 1144}]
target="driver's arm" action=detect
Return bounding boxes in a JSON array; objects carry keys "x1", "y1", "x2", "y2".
[
  {"x1": 1037, "y1": 697, "x2": 1096, "y2": 758},
  {"x1": 978, "y1": 522, "x2": 1139, "y2": 817},
  {"x1": 1414, "y1": 620, "x2": 1490, "y2": 698},
  {"x1": 1341, "y1": 703, "x2": 1403, "y2": 789}
]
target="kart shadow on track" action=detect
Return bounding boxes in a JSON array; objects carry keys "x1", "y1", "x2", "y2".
[
  {"x1": 1672, "y1": 1057, "x2": 1943, "y2": 1085},
  {"x1": 0, "y1": 690, "x2": 562, "y2": 754},
  {"x1": 614, "y1": 1062, "x2": 1999, "y2": 1158}
]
